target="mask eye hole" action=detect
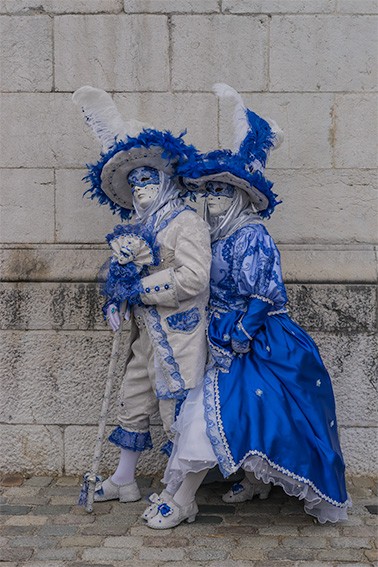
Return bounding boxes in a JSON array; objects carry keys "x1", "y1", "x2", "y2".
[{"x1": 141, "y1": 177, "x2": 149, "y2": 182}]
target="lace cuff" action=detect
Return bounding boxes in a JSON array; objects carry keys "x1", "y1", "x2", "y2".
[{"x1": 108, "y1": 426, "x2": 153, "y2": 452}]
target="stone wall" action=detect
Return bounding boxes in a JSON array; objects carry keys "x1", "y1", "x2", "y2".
[{"x1": 0, "y1": 0, "x2": 377, "y2": 478}]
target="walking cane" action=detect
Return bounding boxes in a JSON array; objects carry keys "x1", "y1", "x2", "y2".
[{"x1": 78, "y1": 301, "x2": 127, "y2": 513}]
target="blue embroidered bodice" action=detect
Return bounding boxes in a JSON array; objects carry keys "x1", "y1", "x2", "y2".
[{"x1": 209, "y1": 224, "x2": 287, "y2": 313}]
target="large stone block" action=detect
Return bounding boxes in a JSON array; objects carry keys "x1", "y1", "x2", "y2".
[
  {"x1": 0, "y1": 170, "x2": 54, "y2": 243},
  {"x1": 64, "y1": 425, "x2": 168, "y2": 475},
  {"x1": 0, "y1": 0, "x2": 123, "y2": 13},
  {"x1": 0, "y1": 16, "x2": 52, "y2": 92},
  {"x1": 0, "y1": 245, "x2": 110, "y2": 282},
  {"x1": 0, "y1": 331, "x2": 129, "y2": 425},
  {"x1": 314, "y1": 333, "x2": 378, "y2": 428},
  {"x1": 54, "y1": 15, "x2": 169, "y2": 91},
  {"x1": 334, "y1": 94, "x2": 378, "y2": 169},
  {"x1": 337, "y1": 0, "x2": 378, "y2": 14},
  {"x1": 265, "y1": 169, "x2": 377, "y2": 244},
  {"x1": 124, "y1": 0, "x2": 219, "y2": 12},
  {"x1": 56, "y1": 170, "x2": 121, "y2": 243},
  {"x1": 279, "y1": 246, "x2": 377, "y2": 283},
  {"x1": 219, "y1": 93, "x2": 333, "y2": 169},
  {"x1": 0, "y1": 425, "x2": 63, "y2": 474},
  {"x1": 286, "y1": 284, "x2": 377, "y2": 333},
  {"x1": 340, "y1": 427, "x2": 378, "y2": 475},
  {"x1": 222, "y1": 0, "x2": 336, "y2": 13},
  {"x1": 0, "y1": 282, "x2": 105, "y2": 330},
  {"x1": 270, "y1": 16, "x2": 377, "y2": 92},
  {"x1": 172, "y1": 15, "x2": 268, "y2": 91},
  {"x1": 114, "y1": 92, "x2": 218, "y2": 152},
  {"x1": 0, "y1": 94, "x2": 100, "y2": 168}
]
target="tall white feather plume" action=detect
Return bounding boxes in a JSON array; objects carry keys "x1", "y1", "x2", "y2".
[
  {"x1": 266, "y1": 118, "x2": 284, "y2": 150},
  {"x1": 212, "y1": 83, "x2": 248, "y2": 152},
  {"x1": 72, "y1": 86, "x2": 152, "y2": 150}
]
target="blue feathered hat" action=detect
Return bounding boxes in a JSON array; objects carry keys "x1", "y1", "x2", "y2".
[
  {"x1": 179, "y1": 84, "x2": 284, "y2": 217},
  {"x1": 73, "y1": 86, "x2": 194, "y2": 219}
]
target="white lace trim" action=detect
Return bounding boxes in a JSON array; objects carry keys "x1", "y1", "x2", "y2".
[
  {"x1": 238, "y1": 319, "x2": 253, "y2": 341},
  {"x1": 268, "y1": 308, "x2": 288, "y2": 316}
]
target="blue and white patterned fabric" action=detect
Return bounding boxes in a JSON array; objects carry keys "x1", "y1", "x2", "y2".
[{"x1": 204, "y1": 223, "x2": 350, "y2": 521}]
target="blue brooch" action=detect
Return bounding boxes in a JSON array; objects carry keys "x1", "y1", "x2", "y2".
[{"x1": 157, "y1": 503, "x2": 173, "y2": 517}]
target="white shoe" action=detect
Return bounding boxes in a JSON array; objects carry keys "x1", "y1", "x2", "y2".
[
  {"x1": 222, "y1": 479, "x2": 271, "y2": 503},
  {"x1": 147, "y1": 499, "x2": 198, "y2": 529},
  {"x1": 141, "y1": 489, "x2": 173, "y2": 521},
  {"x1": 94, "y1": 477, "x2": 141, "y2": 503}
]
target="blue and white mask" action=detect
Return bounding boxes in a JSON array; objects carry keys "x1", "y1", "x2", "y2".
[
  {"x1": 128, "y1": 167, "x2": 160, "y2": 210},
  {"x1": 206, "y1": 181, "x2": 235, "y2": 217}
]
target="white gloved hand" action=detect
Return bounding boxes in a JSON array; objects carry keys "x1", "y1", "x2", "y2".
[{"x1": 106, "y1": 304, "x2": 120, "y2": 332}]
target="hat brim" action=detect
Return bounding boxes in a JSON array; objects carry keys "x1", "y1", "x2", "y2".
[
  {"x1": 183, "y1": 172, "x2": 269, "y2": 212},
  {"x1": 101, "y1": 146, "x2": 176, "y2": 210}
]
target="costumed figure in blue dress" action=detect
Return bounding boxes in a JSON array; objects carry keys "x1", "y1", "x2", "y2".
[
  {"x1": 73, "y1": 87, "x2": 211, "y2": 506},
  {"x1": 144, "y1": 84, "x2": 350, "y2": 529}
]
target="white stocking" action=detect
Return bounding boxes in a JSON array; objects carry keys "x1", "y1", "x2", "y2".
[
  {"x1": 111, "y1": 448, "x2": 140, "y2": 485},
  {"x1": 173, "y1": 469, "x2": 209, "y2": 507}
]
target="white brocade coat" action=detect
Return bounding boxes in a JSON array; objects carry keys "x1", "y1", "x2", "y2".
[{"x1": 136, "y1": 209, "x2": 211, "y2": 398}]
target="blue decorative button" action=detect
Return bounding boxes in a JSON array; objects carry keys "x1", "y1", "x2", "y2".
[
  {"x1": 164, "y1": 284, "x2": 169, "y2": 290},
  {"x1": 155, "y1": 286, "x2": 160, "y2": 292},
  {"x1": 145, "y1": 287, "x2": 150, "y2": 293}
]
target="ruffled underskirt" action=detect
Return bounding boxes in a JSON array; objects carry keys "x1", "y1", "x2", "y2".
[{"x1": 163, "y1": 384, "x2": 350, "y2": 524}]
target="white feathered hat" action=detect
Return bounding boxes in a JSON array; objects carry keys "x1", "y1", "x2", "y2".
[{"x1": 73, "y1": 86, "x2": 192, "y2": 217}]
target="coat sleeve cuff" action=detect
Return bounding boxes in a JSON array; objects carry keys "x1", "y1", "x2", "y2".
[{"x1": 140, "y1": 267, "x2": 179, "y2": 308}]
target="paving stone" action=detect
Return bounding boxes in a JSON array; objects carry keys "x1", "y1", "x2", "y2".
[
  {"x1": 33, "y1": 548, "x2": 79, "y2": 560},
  {"x1": 23, "y1": 476, "x2": 53, "y2": 487},
  {"x1": 230, "y1": 546, "x2": 266, "y2": 561},
  {"x1": 0, "y1": 474, "x2": 24, "y2": 487},
  {"x1": 18, "y1": 563, "x2": 67, "y2": 567},
  {"x1": 60, "y1": 535, "x2": 103, "y2": 547},
  {"x1": 82, "y1": 547, "x2": 133, "y2": 561},
  {"x1": 198, "y1": 504, "x2": 236, "y2": 514},
  {"x1": 281, "y1": 536, "x2": 329, "y2": 548},
  {"x1": 39, "y1": 524, "x2": 78, "y2": 536},
  {"x1": 330, "y1": 536, "x2": 373, "y2": 549},
  {"x1": 187, "y1": 547, "x2": 229, "y2": 560},
  {"x1": 0, "y1": 548, "x2": 33, "y2": 561},
  {"x1": 0, "y1": 525, "x2": 39, "y2": 536},
  {"x1": 267, "y1": 547, "x2": 320, "y2": 561},
  {"x1": 239, "y1": 535, "x2": 280, "y2": 549},
  {"x1": 4, "y1": 515, "x2": 48, "y2": 526},
  {"x1": 317, "y1": 549, "x2": 366, "y2": 561},
  {"x1": 129, "y1": 525, "x2": 173, "y2": 536},
  {"x1": 31, "y1": 505, "x2": 71, "y2": 515},
  {"x1": 195, "y1": 514, "x2": 223, "y2": 524},
  {"x1": 10, "y1": 535, "x2": 56, "y2": 548},
  {"x1": 0, "y1": 505, "x2": 32, "y2": 515},
  {"x1": 55, "y1": 477, "x2": 81, "y2": 486},
  {"x1": 51, "y1": 514, "x2": 96, "y2": 525},
  {"x1": 103, "y1": 535, "x2": 143, "y2": 547},
  {"x1": 139, "y1": 547, "x2": 185, "y2": 561}
]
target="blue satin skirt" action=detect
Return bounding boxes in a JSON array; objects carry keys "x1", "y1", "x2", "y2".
[{"x1": 212, "y1": 313, "x2": 348, "y2": 506}]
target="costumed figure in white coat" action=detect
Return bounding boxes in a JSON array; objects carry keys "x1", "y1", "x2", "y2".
[
  {"x1": 73, "y1": 87, "x2": 211, "y2": 505},
  {"x1": 144, "y1": 85, "x2": 350, "y2": 529}
]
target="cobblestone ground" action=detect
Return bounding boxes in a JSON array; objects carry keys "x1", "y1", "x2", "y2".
[{"x1": 0, "y1": 474, "x2": 377, "y2": 567}]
